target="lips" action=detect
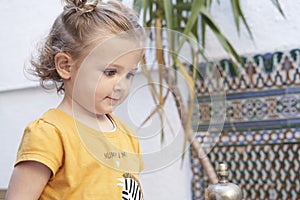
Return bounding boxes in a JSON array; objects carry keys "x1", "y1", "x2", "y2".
[
  {"x1": 106, "y1": 97, "x2": 120, "y2": 104},
  {"x1": 107, "y1": 96, "x2": 120, "y2": 101}
]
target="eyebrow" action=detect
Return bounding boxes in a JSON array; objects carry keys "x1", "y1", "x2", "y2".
[{"x1": 107, "y1": 64, "x2": 139, "y2": 72}]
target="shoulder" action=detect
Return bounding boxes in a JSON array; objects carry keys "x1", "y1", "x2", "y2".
[
  {"x1": 23, "y1": 112, "x2": 63, "y2": 144},
  {"x1": 41, "y1": 109, "x2": 74, "y2": 128},
  {"x1": 23, "y1": 109, "x2": 75, "y2": 142},
  {"x1": 26, "y1": 109, "x2": 74, "y2": 132}
]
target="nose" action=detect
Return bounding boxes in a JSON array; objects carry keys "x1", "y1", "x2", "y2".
[{"x1": 113, "y1": 75, "x2": 130, "y2": 91}]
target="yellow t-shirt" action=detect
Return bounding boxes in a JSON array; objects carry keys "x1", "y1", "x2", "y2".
[{"x1": 16, "y1": 109, "x2": 144, "y2": 200}]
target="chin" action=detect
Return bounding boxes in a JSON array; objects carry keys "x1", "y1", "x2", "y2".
[{"x1": 95, "y1": 107, "x2": 115, "y2": 115}]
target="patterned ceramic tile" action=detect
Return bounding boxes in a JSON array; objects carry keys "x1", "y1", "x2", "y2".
[{"x1": 190, "y1": 49, "x2": 300, "y2": 200}]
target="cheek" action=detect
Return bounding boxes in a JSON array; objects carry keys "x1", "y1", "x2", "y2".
[
  {"x1": 121, "y1": 82, "x2": 132, "y2": 97},
  {"x1": 73, "y1": 74, "x2": 101, "y2": 104},
  {"x1": 123, "y1": 88, "x2": 130, "y2": 98},
  {"x1": 95, "y1": 78, "x2": 112, "y2": 92},
  {"x1": 73, "y1": 83, "x2": 96, "y2": 109}
]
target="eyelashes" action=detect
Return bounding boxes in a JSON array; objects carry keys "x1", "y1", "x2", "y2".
[
  {"x1": 103, "y1": 69, "x2": 136, "y2": 79},
  {"x1": 103, "y1": 69, "x2": 117, "y2": 77},
  {"x1": 126, "y1": 72, "x2": 135, "y2": 79}
]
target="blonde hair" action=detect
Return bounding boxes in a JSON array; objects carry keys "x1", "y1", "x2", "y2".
[{"x1": 30, "y1": 0, "x2": 144, "y2": 92}]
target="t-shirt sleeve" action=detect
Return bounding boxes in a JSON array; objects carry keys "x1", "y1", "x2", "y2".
[{"x1": 15, "y1": 119, "x2": 64, "y2": 177}]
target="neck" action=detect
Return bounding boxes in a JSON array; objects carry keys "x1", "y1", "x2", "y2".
[{"x1": 57, "y1": 95, "x2": 114, "y2": 132}]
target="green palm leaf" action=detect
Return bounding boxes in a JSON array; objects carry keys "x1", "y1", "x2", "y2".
[
  {"x1": 200, "y1": 7, "x2": 243, "y2": 69},
  {"x1": 231, "y1": 0, "x2": 253, "y2": 38},
  {"x1": 272, "y1": 0, "x2": 285, "y2": 17}
]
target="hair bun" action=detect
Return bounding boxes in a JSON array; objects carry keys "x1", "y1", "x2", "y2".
[{"x1": 63, "y1": 0, "x2": 99, "y2": 14}]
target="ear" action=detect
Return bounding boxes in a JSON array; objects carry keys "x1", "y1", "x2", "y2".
[{"x1": 55, "y1": 53, "x2": 73, "y2": 80}]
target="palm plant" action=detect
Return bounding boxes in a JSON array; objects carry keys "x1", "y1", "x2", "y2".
[{"x1": 131, "y1": 0, "x2": 284, "y2": 184}]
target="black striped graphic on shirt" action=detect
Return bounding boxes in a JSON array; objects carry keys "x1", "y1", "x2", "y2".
[{"x1": 120, "y1": 173, "x2": 144, "y2": 200}]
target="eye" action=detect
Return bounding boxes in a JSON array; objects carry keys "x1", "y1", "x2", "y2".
[
  {"x1": 126, "y1": 72, "x2": 135, "y2": 79},
  {"x1": 103, "y1": 69, "x2": 117, "y2": 77}
]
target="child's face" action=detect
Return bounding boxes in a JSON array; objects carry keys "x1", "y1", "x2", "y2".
[{"x1": 71, "y1": 37, "x2": 142, "y2": 115}]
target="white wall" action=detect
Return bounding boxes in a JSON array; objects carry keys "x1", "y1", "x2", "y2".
[
  {"x1": 0, "y1": 0, "x2": 62, "y2": 187},
  {"x1": 0, "y1": 0, "x2": 61, "y2": 91},
  {"x1": 1, "y1": 0, "x2": 299, "y2": 199},
  {"x1": 203, "y1": 1, "x2": 300, "y2": 59}
]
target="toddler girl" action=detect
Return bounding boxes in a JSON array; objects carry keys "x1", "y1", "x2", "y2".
[{"x1": 6, "y1": 0, "x2": 145, "y2": 199}]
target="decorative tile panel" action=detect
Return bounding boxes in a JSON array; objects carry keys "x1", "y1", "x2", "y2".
[{"x1": 190, "y1": 49, "x2": 300, "y2": 200}]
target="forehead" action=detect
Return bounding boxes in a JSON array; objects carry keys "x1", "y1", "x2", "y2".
[{"x1": 81, "y1": 37, "x2": 143, "y2": 68}]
